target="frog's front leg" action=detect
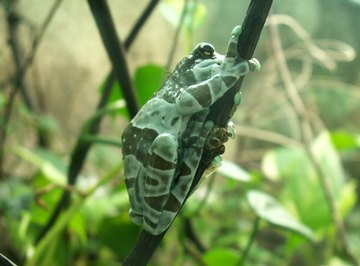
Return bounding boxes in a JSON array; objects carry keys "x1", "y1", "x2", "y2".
[{"x1": 176, "y1": 59, "x2": 259, "y2": 115}]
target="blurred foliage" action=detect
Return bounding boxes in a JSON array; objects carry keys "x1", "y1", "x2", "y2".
[{"x1": 1, "y1": 0, "x2": 360, "y2": 266}]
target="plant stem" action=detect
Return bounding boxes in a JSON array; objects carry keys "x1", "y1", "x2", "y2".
[
  {"x1": 238, "y1": 216, "x2": 261, "y2": 266},
  {"x1": 81, "y1": 135, "x2": 122, "y2": 148},
  {"x1": 26, "y1": 163, "x2": 123, "y2": 266}
]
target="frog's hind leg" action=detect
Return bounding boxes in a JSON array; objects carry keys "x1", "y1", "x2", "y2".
[
  {"x1": 124, "y1": 155, "x2": 146, "y2": 225},
  {"x1": 154, "y1": 114, "x2": 214, "y2": 234},
  {"x1": 143, "y1": 133, "x2": 178, "y2": 234}
]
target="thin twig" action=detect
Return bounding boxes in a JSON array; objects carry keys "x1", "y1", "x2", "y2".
[
  {"x1": 237, "y1": 216, "x2": 260, "y2": 266},
  {"x1": 124, "y1": 0, "x2": 160, "y2": 49},
  {"x1": 35, "y1": 0, "x2": 160, "y2": 244},
  {"x1": 183, "y1": 218, "x2": 207, "y2": 253},
  {"x1": 164, "y1": 0, "x2": 190, "y2": 71},
  {"x1": 7, "y1": 12, "x2": 33, "y2": 110},
  {"x1": 235, "y1": 125, "x2": 303, "y2": 148},
  {"x1": 0, "y1": 252, "x2": 17, "y2": 266},
  {"x1": 0, "y1": 0, "x2": 62, "y2": 180},
  {"x1": 122, "y1": 1, "x2": 273, "y2": 265},
  {"x1": 268, "y1": 20, "x2": 359, "y2": 266},
  {"x1": 20, "y1": 0, "x2": 64, "y2": 78}
]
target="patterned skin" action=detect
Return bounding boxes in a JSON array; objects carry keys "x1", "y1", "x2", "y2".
[{"x1": 121, "y1": 25, "x2": 260, "y2": 235}]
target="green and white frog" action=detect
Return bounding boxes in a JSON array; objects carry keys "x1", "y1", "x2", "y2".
[{"x1": 121, "y1": 25, "x2": 260, "y2": 235}]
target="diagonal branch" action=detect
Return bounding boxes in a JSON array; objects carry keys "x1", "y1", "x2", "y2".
[
  {"x1": 122, "y1": 1, "x2": 273, "y2": 265},
  {"x1": 88, "y1": 0, "x2": 138, "y2": 118}
]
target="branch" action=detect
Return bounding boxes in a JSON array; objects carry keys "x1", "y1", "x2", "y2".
[
  {"x1": 0, "y1": 0, "x2": 63, "y2": 180},
  {"x1": 7, "y1": 12, "x2": 33, "y2": 111},
  {"x1": 0, "y1": 252, "x2": 17, "y2": 266},
  {"x1": 35, "y1": 0, "x2": 160, "y2": 244},
  {"x1": 124, "y1": 0, "x2": 160, "y2": 49},
  {"x1": 165, "y1": 0, "x2": 189, "y2": 70},
  {"x1": 122, "y1": 1, "x2": 273, "y2": 265},
  {"x1": 88, "y1": 0, "x2": 138, "y2": 118}
]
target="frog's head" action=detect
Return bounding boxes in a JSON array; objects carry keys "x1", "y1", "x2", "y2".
[
  {"x1": 189, "y1": 43, "x2": 224, "y2": 81},
  {"x1": 192, "y1": 43, "x2": 217, "y2": 60},
  {"x1": 170, "y1": 42, "x2": 222, "y2": 83},
  {"x1": 174, "y1": 43, "x2": 219, "y2": 73}
]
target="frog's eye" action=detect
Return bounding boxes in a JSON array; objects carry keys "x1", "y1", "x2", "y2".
[{"x1": 198, "y1": 43, "x2": 215, "y2": 58}]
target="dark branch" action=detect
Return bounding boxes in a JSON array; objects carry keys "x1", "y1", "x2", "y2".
[
  {"x1": 184, "y1": 218, "x2": 207, "y2": 253},
  {"x1": 0, "y1": 252, "x2": 17, "y2": 266},
  {"x1": 35, "y1": 0, "x2": 160, "y2": 244},
  {"x1": 88, "y1": 0, "x2": 139, "y2": 118},
  {"x1": 122, "y1": 1, "x2": 273, "y2": 265}
]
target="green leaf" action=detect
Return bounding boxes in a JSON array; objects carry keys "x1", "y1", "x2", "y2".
[
  {"x1": 98, "y1": 216, "x2": 139, "y2": 260},
  {"x1": 312, "y1": 132, "x2": 356, "y2": 216},
  {"x1": 15, "y1": 147, "x2": 66, "y2": 185},
  {"x1": 69, "y1": 211, "x2": 87, "y2": 245},
  {"x1": 134, "y1": 64, "x2": 164, "y2": 106},
  {"x1": 99, "y1": 64, "x2": 163, "y2": 119},
  {"x1": 247, "y1": 190, "x2": 314, "y2": 240},
  {"x1": 99, "y1": 76, "x2": 129, "y2": 119},
  {"x1": 217, "y1": 160, "x2": 251, "y2": 182},
  {"x1": 203, "y1": 248, "x2": 239, "y2": 266},
  {"x1": 330, "y1": 130, "x2": 359, "y2": 150},
  {"x1": 326, "y1": 257, "x2": 353, "y2": 266},
  {"x1": 262, "y1": 131, "x2": 357, "y2": 234}
]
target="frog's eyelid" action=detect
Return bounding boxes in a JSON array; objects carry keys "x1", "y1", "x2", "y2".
[{"x1": 198, "y1": 43, "x2": 215, "y2": 57}]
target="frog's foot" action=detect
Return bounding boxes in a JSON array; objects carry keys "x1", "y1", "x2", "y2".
[
  {"x1": 205, "y1": 127, "x2": 228, "y2": 152},
  {"x1": 202, "y1": 127, "x2": 227, "y2": 164},
  {"x1": 248, "y1": 58, "x2": 261, "y2": 72},
  {"x1": 227, "y1": 121, "x2": 236, "y2": 140}
]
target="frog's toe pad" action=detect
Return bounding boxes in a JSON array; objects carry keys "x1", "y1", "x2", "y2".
[{"x1": 249, "y1": 58, "x2": 261, "y2": 72}]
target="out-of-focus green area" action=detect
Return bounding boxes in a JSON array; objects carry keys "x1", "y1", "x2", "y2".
[{"x1": 0, "y1": 0, "x2": 359, "y2": 265}]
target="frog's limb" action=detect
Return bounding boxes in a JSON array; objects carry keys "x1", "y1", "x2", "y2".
[
  {"x1": 176, "y1": 58, "x2": 259, "y2": 115},
  {"x1": 201, "y1": 121, "x2": 235, "y2": 169},
  {"x1": 151, "y1": 116, "x2": 214, "y2": 235},
  {"x1": 124, "y1": 156, "x2": 146, "y2": 225},
  {"x1": 142, "y1": 133, "x2": 178, "y2": 233}
]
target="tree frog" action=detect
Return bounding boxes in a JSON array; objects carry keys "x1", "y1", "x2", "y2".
[{"x1": 121, "y1": 25, "x2": 260, "y2": 235}]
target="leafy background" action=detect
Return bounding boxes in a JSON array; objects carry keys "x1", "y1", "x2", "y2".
[{"x1": 0, "y1": 0, "x2": 359, "y2": 265}]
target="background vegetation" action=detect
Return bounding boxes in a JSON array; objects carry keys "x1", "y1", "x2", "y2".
[{"x1": 0, "y1": 0, "x2": 359, "y2": 265}]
